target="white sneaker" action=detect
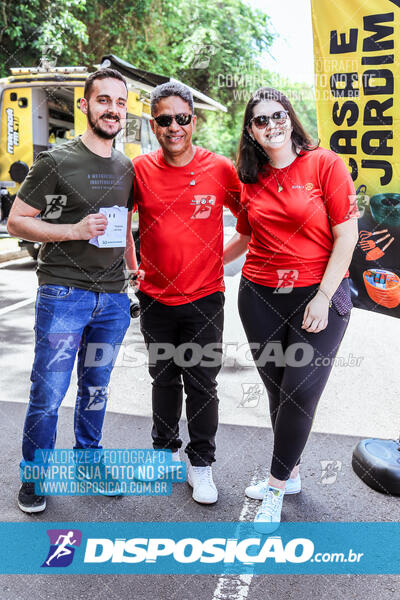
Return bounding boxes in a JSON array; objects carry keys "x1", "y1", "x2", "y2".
[
  {"x1": 254, "y1": 486, "x2": 284, "y2": 534},
  {"x1": 245, "y1": 473, "x2": 301, "y2": 500},
  {"x1": 187, "y1": 465, "x2": 218, "y2": 504}
]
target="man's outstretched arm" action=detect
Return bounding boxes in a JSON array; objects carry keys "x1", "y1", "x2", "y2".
[{"x1": 7, "y1": 197, "x2": 108, "y2": 242}]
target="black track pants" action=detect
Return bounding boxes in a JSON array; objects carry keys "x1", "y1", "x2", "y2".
[{"x1": 138, "y1": 290, "x2": 224, "y2": 466}]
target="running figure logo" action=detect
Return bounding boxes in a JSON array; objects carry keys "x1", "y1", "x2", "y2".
[
  {"x1": 39, "y1": 43, "x2": 60, "y2": 69},
  {"x1": 190, "y1": 195, "x2": 216, "y2": 219},
  {"x1": 274, "y1": 269, "x2": 299, "y2": 294},
  {"x1": 190, "y1": 45, "x2": 216, "y2": 69},
  {"x1": 239, "y1": 383, "x2": 264, "y2": 408},
  {"x1": 319, "y1": 460, "x2": 342, "y2": 485},
  {"x1": 47, "y1": 333, "x2": 80, "y2": 371},
  {"x1": 43, "y1": 195, "x2": 67, "y2": 219},
  {"x1": 42, "y1": 529, "x2": 82, "y2": 568},
  {"x1": 85, "y1": 386, "x2": 107, "y2": 411}
]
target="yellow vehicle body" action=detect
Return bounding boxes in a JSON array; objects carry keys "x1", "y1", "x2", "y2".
[
  {"x1": 0, "y1": 66, "x2": 157, "y2": 200},
  {"x1": 0, "y1": 54, "x2": 225, "y2": 204},
  {"x1": 0, "y1": 55, "x2": 225, "y2": 258}
]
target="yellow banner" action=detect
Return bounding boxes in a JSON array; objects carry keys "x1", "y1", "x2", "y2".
[
  {"x1": 311, "y1": 0, "x2": 400, "y2": 196},
  {"x1": 311, "y1": 0, "x2": 400, "y2": 317}
]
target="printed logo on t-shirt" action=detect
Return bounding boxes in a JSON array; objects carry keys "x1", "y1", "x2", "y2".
[
  {"x1": 291, "y1": 183, "x2": 314, "y2": 191},
  {"x1": 43, "y1": 195, "x2": 67, "y2": 219},
  {"x1": 87, "y1": 173, "x2": 124, "y2": 191},
  {"x1": 274, "y1": 269, "x2": 299, "y2": 294},
  {"x1": 190, "y1": 194, "x2": 216, "y2": 219}
]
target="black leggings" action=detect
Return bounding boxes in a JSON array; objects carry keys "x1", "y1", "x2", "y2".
[{"x1": 238, "y1": 276, "x2": 350, "y2": 480}]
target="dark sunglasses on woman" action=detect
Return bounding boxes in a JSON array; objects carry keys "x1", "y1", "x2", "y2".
[
  {"x1": 153, "y1": 113, "x2": 193, "y2": 127},
  {"x1": 250, "y1": 110, "x2": 289, "y2": 129}
]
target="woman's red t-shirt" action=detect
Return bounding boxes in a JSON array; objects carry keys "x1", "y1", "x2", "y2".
[{"x1": 236, "y1": 148, "x2": 358, "y2": 288}]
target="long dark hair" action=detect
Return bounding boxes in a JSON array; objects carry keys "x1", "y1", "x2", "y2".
[{"x1": 237, "y1": 87, "x2": 318, "y2": 183}]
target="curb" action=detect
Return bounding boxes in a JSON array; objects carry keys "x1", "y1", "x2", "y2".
[{"x1": 0, "y1": 249, "x2": 29, "y2": 264}]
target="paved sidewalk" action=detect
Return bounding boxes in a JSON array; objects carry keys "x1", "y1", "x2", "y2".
[
  {"x1": 1, "y1": 400, "x2": 399, "y2": 599},
  {"x1": 1, "y1": 257, "x2": 399, "y2": 599},
  {"x1": 0, "y1": 228, "x2": 28, "y2": 262}
]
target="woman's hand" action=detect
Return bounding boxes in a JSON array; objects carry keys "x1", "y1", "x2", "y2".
[{"x1": 301, "y1": 292, "x2": 330, "y2": 333}]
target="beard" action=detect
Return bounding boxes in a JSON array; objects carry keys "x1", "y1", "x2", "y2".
[{"x1": 87, "y1": 105, "x2": 122, "y2": 140}]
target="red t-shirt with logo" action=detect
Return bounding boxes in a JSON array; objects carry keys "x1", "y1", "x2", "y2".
[
  {"x1": 133, "y1": 147, "x2": 241, "y2": 305},
  {"x1": 236, "y1": 148, "x2": 358, "y2": 288}
]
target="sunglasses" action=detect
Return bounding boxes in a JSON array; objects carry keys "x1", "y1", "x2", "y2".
[
  {"x1": 249, "y1": 110, "x2": 289, "y2": 129},
  {"x1": 153, "y1": 113, "x2": 193, "y2": 127}
]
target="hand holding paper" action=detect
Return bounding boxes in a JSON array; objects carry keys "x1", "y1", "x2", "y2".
[
  {"x1": 89, "y1": 206, "x2": 128, "y2": 248},
  {"x1": 73, "y1": 213, "x2": 108, "y2": 240}
]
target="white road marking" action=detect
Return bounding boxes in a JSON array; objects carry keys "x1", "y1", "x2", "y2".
[
  {"x1": 0, "y1": 297, "x2": 35, "y2": 316},
  {"x1": 211, "y1": 471, "x2": 262, "y2": 600}
]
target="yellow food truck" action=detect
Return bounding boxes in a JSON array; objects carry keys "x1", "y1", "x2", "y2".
[{"x1": 0, "y1": 54, "x2": 225, "y2": 257}]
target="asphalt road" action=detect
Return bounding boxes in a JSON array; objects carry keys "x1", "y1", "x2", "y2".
[{"x1": 0, "y1": 253, "x2": 399, "y2": 599}]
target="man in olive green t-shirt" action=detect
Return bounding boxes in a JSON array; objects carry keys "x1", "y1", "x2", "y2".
[
  {"x1": 17, "y1": 136, "x2": 134, "y2": 291},
  {"x1": 7, "y1": 68, "x2": 138, "y2": 513}
]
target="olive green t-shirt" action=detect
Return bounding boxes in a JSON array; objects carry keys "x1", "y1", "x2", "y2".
[{"x1": 18, "y1": 137, "x2": 134, "y2": 293}]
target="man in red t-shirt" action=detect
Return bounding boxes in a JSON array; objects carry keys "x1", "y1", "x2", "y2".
[{"x1": 133, "y1": 82, "x2": 241, "y2": 504}]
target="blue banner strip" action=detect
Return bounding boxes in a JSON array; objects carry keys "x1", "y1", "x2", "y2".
[{"x1": 1, "y1": 522, "x2": 399, "y2": 574}]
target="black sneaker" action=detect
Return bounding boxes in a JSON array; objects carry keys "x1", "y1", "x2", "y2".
[{"x1": 18, "y1": 482, "x2": 46, "y2": 513}]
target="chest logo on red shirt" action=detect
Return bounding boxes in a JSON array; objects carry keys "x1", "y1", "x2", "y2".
[
  {"x1": 190, "y1": 194, "x2": 216, "y2": 219},
  {"x1": 291, "y1": 183, "x2": 314, "y2": 191}
]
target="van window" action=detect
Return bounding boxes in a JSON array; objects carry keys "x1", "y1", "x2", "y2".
[
  {"x1": 141, "y1": 118, "x2": 159, "y2": 154},
  {"x1": 45, "y1": 86, "x2": 75, "y2": 149}
]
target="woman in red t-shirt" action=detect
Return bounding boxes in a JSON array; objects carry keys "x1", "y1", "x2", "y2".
[{"x1": 224, "y1": 87, "x2": 358, "y2": 533}]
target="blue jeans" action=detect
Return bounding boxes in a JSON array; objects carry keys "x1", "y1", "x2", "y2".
[{"x1": 21, "y1": 285, "x2": 130, "y2": 467}]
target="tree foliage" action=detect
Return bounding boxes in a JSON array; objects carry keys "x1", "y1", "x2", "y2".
[
  {"x1": 0, "y1": 0, "x2": 317, "y2": 158},
  {"x1": 0, "y1": 0, "x2": 87, "y2": 73}
]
